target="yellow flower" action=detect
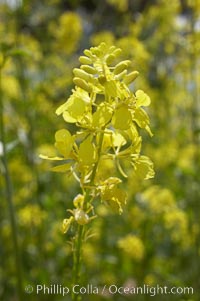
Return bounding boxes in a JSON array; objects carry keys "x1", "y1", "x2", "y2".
[
  {"x1": 19, "y1": 205, "x2": 46, "y2": 227},
  {"x1": 118, "y1": 234, "x2": 144, "y2": 261},
  {"x1": 91, "y1": 31, "x2": 115, "y2": 47},
  {"x1": 1, "y1": 75, "x2": 20, "y2": 99},
  {"x1": 62, "y1": 217, "x2": 74, "y2": 234},
  {"x1": 53, "y1": 12, "x2": 82, "y2": 55},
  {"x1": 107, "y1": 0, "x2": 128, "y2": 12},
  {"x1": 164, "y1": 209, "x2": 188, "y2": 241},
  {"x1": 142, "y1": 186, "x2": 175, "y2": 214},
  {"x1": 40, "y1": 42, "x2": 154, "y2": 222},
  {"x1": 129, "y1": 206, "x2": 145, "y2": 227}
]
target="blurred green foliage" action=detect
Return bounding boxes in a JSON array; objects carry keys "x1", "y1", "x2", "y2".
[{"x1": 0, "y1": 0, "x2": 200, "y2": 300}]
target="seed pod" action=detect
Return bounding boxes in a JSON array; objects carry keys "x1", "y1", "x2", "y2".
[
  {"x1": 124, "y1": 71, "x2": 139, "y2": 85},
  {"x1": 114, "y1": 60, "x2": 130, "y2": 75},
  {"x1": 79, "y1": 56, "x2": 92, "y2": 64},
  {"x1": 74, "y1": 209, "x2": 89, "y2": 225},
  {"x1": 73, "y1": 68, "x2": 92, "y2": 81},
  {"x1": 73, "y1": 77, "x2": 92, "y2": 93},
  {"x1": 81, "y1": 65, "x2": 96, "y2": 74}
]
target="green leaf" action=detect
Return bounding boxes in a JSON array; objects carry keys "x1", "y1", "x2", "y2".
[{"x1": 9, "y1": 48, "x2": 31, "y2": 57}]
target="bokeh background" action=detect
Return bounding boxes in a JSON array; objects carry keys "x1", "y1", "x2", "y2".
[{"x1": 0, "y1": 0, "x2": 200, "y2": 300}]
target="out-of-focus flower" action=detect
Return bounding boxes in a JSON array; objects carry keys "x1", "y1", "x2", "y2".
[
  {"x1": 163, "y1": 209, "x2": 190, "y2": 246},
  {"x1": 107, "y1": 0, "x2": 128, "y2": 12},
  {"x1": 142, "y1": 186, "x2": 176, "y2": 214},
  {"x1": 118, "y1": 234, "x2": 144, "y2": 261},
  {"x1": 91, "y1": 31, "x2": 115, "y2": 47},
  {"x1": 82, "y1": 243, "x2": 97, "y2": 267},
  {"x1": 129, "y1": 206, "x2": 145, "y2": 228},
  {"x1": 19, "y1": 204, "x2": 47, "y2": 227},
  {"x1": 50, "y1": 12, "x2": 82, "y2": 55}
]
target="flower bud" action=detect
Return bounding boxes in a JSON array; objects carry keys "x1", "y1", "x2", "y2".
[
  {"x1": 73, "y1": 194, "x2": 84, "y2": 208},
  {"x1": 99, "y1": 42, "x2": 106, "y2": 51},
  {"x1": 73, "y1": 77, "x2": 92, "y2": 92},
  {"x1": 84, "y1": 49, "x2": 92, "y2": 57},
  {"x1": 113, "y1": 48, "x2": 122, "y2": 57},
  {"x1": 79, "y1": 56, "x2": 92, "y2": 64},
  {"x1": 73, "y1": 68, "x2": 92, "y2": 81},
  {"x1": 114, "y1": 60, "x2": 130, "y2": 75},
  {"x1": 106, "y1": 54, "x2": 115, "y2": 65},
  {"x1": 81, "y1": 65, "x2": 96, "y2": 74},
  {"x1": 124, "y1": 71, "x2": 139, "y2": 84},
  {"x1": 108, "y1": 46, "x2": 116, "y2": 52},
  {"x1": 90, "y1": 47, "x2": 101, "y2": 56},
  {"x1": 114, "y1": 69, "x2": 127, "y2": 80}
]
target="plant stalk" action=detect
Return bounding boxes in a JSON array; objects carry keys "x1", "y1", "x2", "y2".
[
  {"x1": 0, "y1": 64, "x2": 23, "y2": 300},
  {"x1": 72, "y1": 225, "x2": 84, "y2": 301},
  {"x1": 71, "y1": 131, "x2": 104, "y2": 301}
]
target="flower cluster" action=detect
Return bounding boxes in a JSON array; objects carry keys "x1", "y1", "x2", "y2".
[
  {"x1": 40, "y1": 42, "x2": 154, "y2": 233},
  {"x1": 118, "y1": 234, "x2": 144, "y2": 261}
]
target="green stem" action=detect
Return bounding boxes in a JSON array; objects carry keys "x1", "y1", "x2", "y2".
[
  {"x1": 71, "y1": 131, "x2": 104, "y2": 301},
  {"x1": 72, "y1": 226, "x2": 84, "y2": 301},
  {"x1": 0, "y1": 65, "x2": 23, "y2": 300},
  {"x1": 90, "y1": 131, "x2": 105, "y2": 186}
]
